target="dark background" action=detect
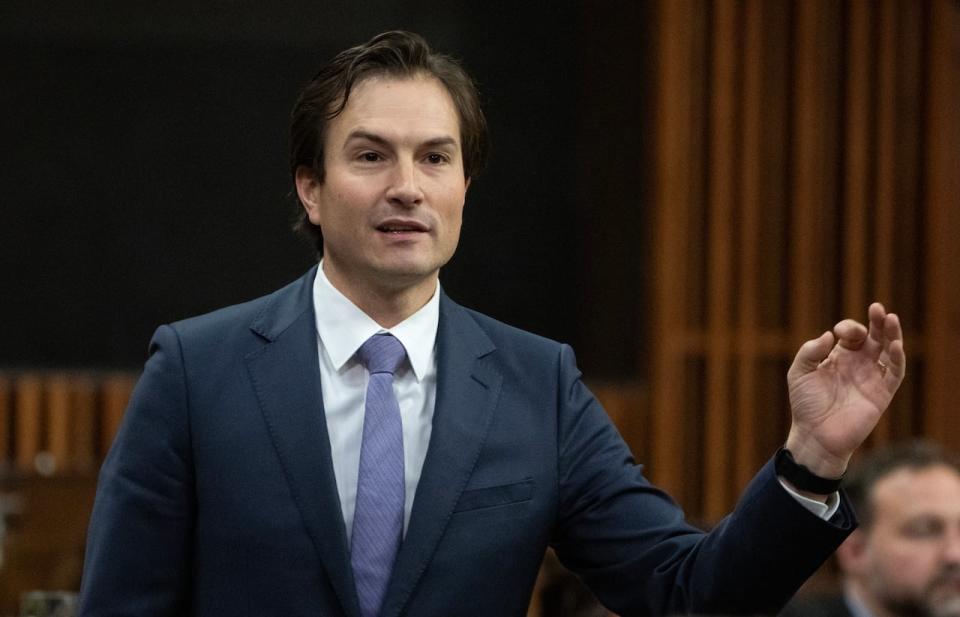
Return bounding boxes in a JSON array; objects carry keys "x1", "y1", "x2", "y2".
[{"x1": 1, "y1": 1, "x2": 653, "y2": 379}]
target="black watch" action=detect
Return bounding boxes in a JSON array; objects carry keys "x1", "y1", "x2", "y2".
[{"x1": 775, "y1": 447, "x2": 843, "y2": 494}]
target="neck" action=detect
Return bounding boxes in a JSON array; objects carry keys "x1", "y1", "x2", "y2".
[
  {"x1": 846, "y1": 580, "x2": 898, "y2": 617},
  {"x1": 321, "y1": 261, "x2": 437, "y2": 328}
]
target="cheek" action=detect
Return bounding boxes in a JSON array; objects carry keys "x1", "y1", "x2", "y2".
[
  {"x1": 438, "y1": 189, "x2": 466, "y2": 225},
  {"x1": 439, "y1": 205, "x2": 464, "y2": 249},
  {"x1": 874, "y1": 542, "x2": 941, "y2": 586},
  {"x1": 447, "y1": 206, "x2": 464, "y2": 232},
  {"x1": 316, "y1": 186, "x2": 366, "y2": 230}
]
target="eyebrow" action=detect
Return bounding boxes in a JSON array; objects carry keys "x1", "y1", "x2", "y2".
[
  {"x1": 344, "y1": 130, "x2": 459, "y2": 150},
  {"x1": 421, "y1": 136, "x2": 459, "y2": 149}
]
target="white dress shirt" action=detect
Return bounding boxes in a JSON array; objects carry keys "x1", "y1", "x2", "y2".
[
  {"x1": 780, "y1": 479, "x2": 840, "y2": 519},
  {"x1": 313, "y1": 262, "x2": 438, "y2": 543}
]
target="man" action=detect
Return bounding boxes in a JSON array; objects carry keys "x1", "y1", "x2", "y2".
[
  {"x1": 79, "y1": 31, "x2": 906, "y2": 617},
  {"x1": 783, "y1": 442, "x2": 960, "y2": 617}
]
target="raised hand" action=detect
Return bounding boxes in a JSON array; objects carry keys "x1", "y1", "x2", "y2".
[{"x1": 784, "y1": 302, "x2": 906, "y2": 483}]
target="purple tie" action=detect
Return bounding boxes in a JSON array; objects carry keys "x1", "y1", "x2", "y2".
[{"x1": 351, "y1": 333, "x2": 406, "y2": 617}]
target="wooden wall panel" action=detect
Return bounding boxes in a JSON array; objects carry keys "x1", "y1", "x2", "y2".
[
  {"x1": 46, "y1": 376, "x2": 72, "y2": 475},
  {"x1": 842, "y1": 0, "x2": 874, "y2": 320},
  {"x1": 71, "y1": 378, "x2": 98, "y2": 474},
  {"x1": 0, "y1": 376, "x2": 9, "y2": 472},
  {"x1": 0, "y1": 372, "x2": 139, "y2": 478},
  {"x1": 924, "y1": 0, "x2": 960, "y2": 449},
  {"x1": 792, "y1": 0, "x2": 844, "y2": 336},
  {"x1": 733, "y1": 0, "x2": 762, "y2": 493},
  {"x1": 652, "y1": 0, "x2": 960, "y2": 520},
  {"x1": 14, "y1": 376, "x2": 42, "y2": 475},
  {"x1": 102, "y1": 374, "x2": 137, "y2": 454},
  {"x1": 704, "y1": 0, "x2": 741, "y2": 521},
  {"x1": 0, "y1": 372, "x2": 135, "y2": 612},
  {"x1": 652, "y1": 0, "x2": 709, "y2": 504}
]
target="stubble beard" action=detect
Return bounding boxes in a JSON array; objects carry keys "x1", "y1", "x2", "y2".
[{"x1": 878, "y1": 567, "x2": 960, "y2": 617}]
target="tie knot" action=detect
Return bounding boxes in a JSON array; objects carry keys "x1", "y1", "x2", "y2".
[{"x1": 356, "y1": 333, "x2": 406, "y2": 376}]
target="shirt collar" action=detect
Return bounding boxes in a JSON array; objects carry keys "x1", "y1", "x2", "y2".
[
  {"x1": 844, "y1": 583, "x2": 878, "y2": 617},
  {"x1": 312, "y1": 260, "x2": 439, "y2": 381}
]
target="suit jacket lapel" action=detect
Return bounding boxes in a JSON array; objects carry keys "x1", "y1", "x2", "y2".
[
  {"x1": 243, "y1": 265, "x2": 361, "y2": 617},
  {"x1": 381, "y1": 294, "x2": 503, "y2": 617}
]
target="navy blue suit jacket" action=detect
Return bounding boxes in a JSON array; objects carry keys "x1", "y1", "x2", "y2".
[{"x1": 80, "y1": 266, "x2": 855, "y2": 616}]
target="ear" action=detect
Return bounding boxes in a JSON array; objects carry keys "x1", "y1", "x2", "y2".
[
  {"x1": 294, "y1": 165, "x2": 324, "y2": 226},
  {"x1": 836, "y1": 528, "x2": 869, "y2": 575}
]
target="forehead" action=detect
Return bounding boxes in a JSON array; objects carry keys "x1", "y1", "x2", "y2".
[
  {"x1": 871, "y1": 465, "x2": 960, "y2": 522},
  {"x1": 328, "y1": 74, "x2": 461, "y2": 143}
]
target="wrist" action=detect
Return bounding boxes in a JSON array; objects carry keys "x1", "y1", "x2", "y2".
[
  {"x1": 775, "y1": 446, "x2": 844, "y2": 497},
  {"x1": 784, "y1": 430, "x2": 850, "y2": 478}
]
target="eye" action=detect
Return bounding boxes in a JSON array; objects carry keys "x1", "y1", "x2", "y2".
[
  {"x1": 425, "y1": 153, "x2": 449, "y2": 165},
  {"x1": 903, "y1": 517, "x2": 944, "y2": 539},
  {"x1": 359, "y1": 151, "x2": 383, "y2": 163}
]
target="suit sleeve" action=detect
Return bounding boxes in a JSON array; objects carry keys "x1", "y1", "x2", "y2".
[
  {"x1": 79, "y1": 325, "x2": 195, "y2": 616},
  {"x1": 550, "y1": 344, "x2": 855, "y2": 616}
]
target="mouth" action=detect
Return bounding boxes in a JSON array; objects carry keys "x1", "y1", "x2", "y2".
[
  {"x1": 375, "y1": 219, "x2": 429, "y2": 234},
  {"x1": 931, "y1": 573, "x2": 960, "y2": 596}
]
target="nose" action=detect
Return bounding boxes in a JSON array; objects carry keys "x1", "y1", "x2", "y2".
[{"x1": 385, "y1": 159, "x2": 424, "y2": 208}]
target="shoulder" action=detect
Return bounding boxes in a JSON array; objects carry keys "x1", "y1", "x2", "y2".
[
  {"x1": 170, "y1": 294, "x2": 268, "y2": 338},
  {"x1": 168, "y1": 268, "x2": 315, "y2": 342},
  {"x1": 464, "y1": 306, "x2": 562, "y2": 351},
  {"x1": 145, "y1": 267, "x2": 316, "y2": 363},
  {"x1": 442, "y1": 295, "x2": 567, "y2": 354},
  {"x1": 440, "y1": 294, "x2": 580, "y2": 381}
]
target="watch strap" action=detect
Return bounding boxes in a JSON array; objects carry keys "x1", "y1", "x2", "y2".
[{"x1": 775, "y1": 447, "x2": 844, "y2": 494}]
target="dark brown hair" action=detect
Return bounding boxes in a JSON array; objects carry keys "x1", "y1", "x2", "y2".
[
  {"x1": 289, "y1": 30, "x2": 489, "y2": 252},
  {"x1": 843, "y1": 440, "x2": 960, "y2": 528}
]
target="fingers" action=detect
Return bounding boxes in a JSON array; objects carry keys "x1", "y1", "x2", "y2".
[
  {"x1": 790, "y1": 304, "x2": 907, "y2": 389},
  {"x1": 883, "y1": 311, "x2": 903, "y2": 344},
  {"x1": 867, "y1": 301, "x2": 905, "y2": 358},
  {"x1": 886, "y1": 338, "x2": 907, "y2": 380},
  {"x1": 831, "y1": 307, "x2": 899, "y2": 381},
  {"x1": 788, "y1": 330, "x2": 834, "y2": 379},
  {"x1": 880, "y1": 311, "x2": 906, "y2": 379},
  {"x1": 868, "y1": 302, "x2": 887, "y2": 343},
  {"x1": 839, "y1": 303, "x2": 903, "y2": 355},
  {"x1": 834, "y1": 319, "x2": 868, "y2": 350}
]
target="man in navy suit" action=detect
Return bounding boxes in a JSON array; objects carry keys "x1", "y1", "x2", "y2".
[{"x1": 79, "y1": 31, "x2": 907, "y2": 616}]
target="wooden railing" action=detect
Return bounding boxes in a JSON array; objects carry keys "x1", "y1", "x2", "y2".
[
  {"x1": 0, "y1": 371, "x2": 137, "y2": 612},
  {"x1": 0, "y1": 372, "x2": 136, "y2": 478}
]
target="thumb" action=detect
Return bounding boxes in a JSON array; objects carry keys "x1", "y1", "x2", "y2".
[{"x1": 788, "y1": 331, "x2": 835, "y2": 380}]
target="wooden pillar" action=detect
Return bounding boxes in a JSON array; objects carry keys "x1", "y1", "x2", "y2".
[{"x1": 924, "y1": 0, "x2": 960, "y2": 450}]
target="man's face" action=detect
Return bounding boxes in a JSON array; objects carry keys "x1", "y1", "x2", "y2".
[
  {"x1": 851, "y1": 465, "x2": 960, "y2": 617},
  {"x1": 297, "y1": 74, "x2": 468, "y2": 300}
]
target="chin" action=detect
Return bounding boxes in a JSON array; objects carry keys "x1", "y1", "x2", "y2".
[
  {"x1": 372, "y1": 263, "x2": 439, "y2": 288},
  {"x1": 377, "y1": 255, "x2": 448, "y2": 278}
]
